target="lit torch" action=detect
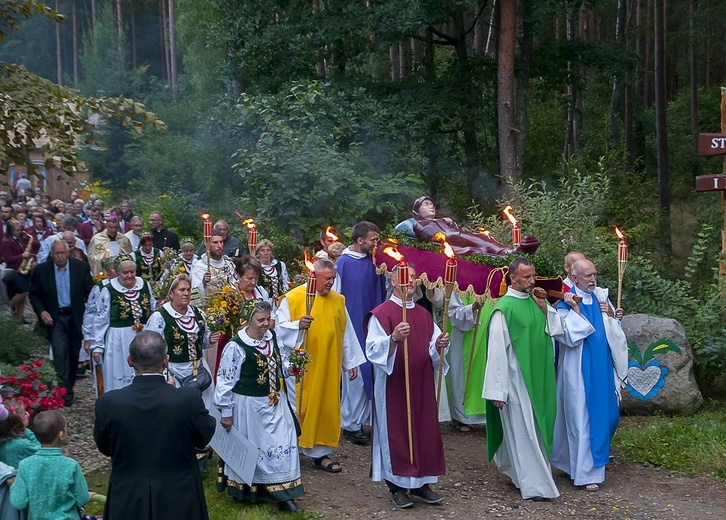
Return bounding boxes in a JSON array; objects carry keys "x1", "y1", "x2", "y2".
[
  {"x1": 382, "y1": 241, "x2": 414, "y2": 465},
  {"x1": 615, "y1": 227, "x2": 628, "y2": 309},
  {"x1": 243, "y1": 218, "x2": 257, "y2": 256},
  {"x1": 434, "y1": 233, "x2": 456, "y2": 411},
  {"x1": 201, "y1": 213, "x2": 211, "y2": 272},
  {"x1": 478, "y1": 227, "x2": 492, "y2": 238},
  {"x1": 503, "y1": 205, "x2": 520, "y2": 247},
  {"x1": 297, "y1": 251, "x2": 317, "y2": 414}
]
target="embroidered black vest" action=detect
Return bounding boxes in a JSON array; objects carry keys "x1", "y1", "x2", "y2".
[{"x1": 158, "y1": 306, "x2": 206, "y2": 363}]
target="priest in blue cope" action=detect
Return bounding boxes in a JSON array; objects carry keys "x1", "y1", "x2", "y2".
[
  {"x1": 333, "y1": 221, "x2": 387, "y2": 444},
  {"x1": 553, "y1": 258, "x2": 623, "y2": 492}
]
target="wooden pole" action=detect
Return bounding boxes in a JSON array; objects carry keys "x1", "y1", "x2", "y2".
[
  {"x1": 462, "y1": 305, "x2": 482, "y2": 405},
  {"x1": 436, "y1": 284, "x2": 453, "y2": 410},
  {"x1": 400, "y1": 283, "x2": 414, "y2": 465}
]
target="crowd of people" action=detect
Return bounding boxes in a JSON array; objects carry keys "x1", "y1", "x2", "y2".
[{"x1": 0, "y1": 183, "x2": 627, "y2": 519}]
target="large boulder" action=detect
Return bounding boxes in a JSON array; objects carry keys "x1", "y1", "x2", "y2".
[{"x1": 620, "y1": 314, "x2": 702, "y2": 414}]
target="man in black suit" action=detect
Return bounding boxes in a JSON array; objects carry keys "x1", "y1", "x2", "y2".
[
  {"x1": 29, "y1": 239, "x2": 93, "y2": 406},
  {"x1": 93, "y1": 331, "x2": 215, "y2": 520}
]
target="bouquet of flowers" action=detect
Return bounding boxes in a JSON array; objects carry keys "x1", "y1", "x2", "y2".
[
  {"x1": 202, "y1": 285, "x2": 246, "y2": 334},
  {"x1": 288, "y1": 346, "x2": 311, "y2": 379},
  {"x1": 0, "y1": 359, "x2": 66, "y2": 416}
]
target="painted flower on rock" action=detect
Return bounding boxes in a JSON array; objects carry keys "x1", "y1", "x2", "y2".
[{"x1": 626, "y1": 339, "x2": 681, "y2": 402}]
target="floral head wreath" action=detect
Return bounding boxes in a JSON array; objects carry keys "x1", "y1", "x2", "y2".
[
  {"x1": 114, "y1": 254, "x2": 135, "y2": 271},
  {"x1": 240, "y1": 298, "x2": 264, "y2": 323},
  {"x1": 181, "y1": 236, "x2": 195, "y2": 247}
]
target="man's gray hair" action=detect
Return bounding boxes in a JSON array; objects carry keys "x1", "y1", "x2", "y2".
[
  {"x1": 130, "y1": 215, "x2": 143, "y2": 224},
  {"x1": 61, "y1": 217, "x2": 77, "y2": 230},
  {"x1": 129, "y1": 331, "x2": 168, "y2": 373},
  {"x1": 312, "y1": 258, "x2": 337, "y2": 272}
]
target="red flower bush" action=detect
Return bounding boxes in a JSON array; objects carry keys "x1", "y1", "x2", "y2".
[{"x1": 0, "y1": 359, "x2": 66, "y2": 417}]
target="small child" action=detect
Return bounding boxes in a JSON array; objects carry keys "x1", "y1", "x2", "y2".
[
  {"x1": 0, "y1": 399, "x2": 41, "y2": 468},
  {"x1": 9, "y1": 410, "x2": 89, "y2": 520}
]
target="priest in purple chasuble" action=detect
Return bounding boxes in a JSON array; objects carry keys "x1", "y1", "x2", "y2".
[
  {"x1": 482, "y1": 257, "x2": 566, "y2": 501},
  {"x1": 365, "y1": 265, "x2": 450, "y2": 507},
  {"x1": 334, "y1": 221, "x2": 387, "y2": 443}
]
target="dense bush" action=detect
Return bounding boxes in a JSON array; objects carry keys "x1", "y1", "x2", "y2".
[{"x1": 0, "y1": 316, "x2": 48, "y2": 368}]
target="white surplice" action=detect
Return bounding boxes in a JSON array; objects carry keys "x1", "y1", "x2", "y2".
[
  {"x1": 447, "y1": 293, "x2": 486, "y2": 425},
  {"x1": 482, "y1": 288, "x2": 563, "y2": 500}
]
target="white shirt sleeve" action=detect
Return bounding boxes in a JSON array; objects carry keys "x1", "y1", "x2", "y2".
[
  {"x1": 90, "y1": 287, "x2": 112, "y2": 354},
  {"x1": 365, "y1": 315, "x2": 398, "y2": 375},
  {"x1": 213, "y1": 340, "x2": 246, "y2": 419},
  {"x1": 341, "y1": 307, "x2": 366, "y2": 371},
  {"x1": 482, "y1": 310, "x2": 510, "y2": 402},
  {"x1": 448, "y1": 292, "x2": 475, "y2": 332}
]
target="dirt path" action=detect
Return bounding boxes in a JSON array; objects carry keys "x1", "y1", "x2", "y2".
[{"x1": 66, "y1": 376, "x2": 726, "y2": 519}]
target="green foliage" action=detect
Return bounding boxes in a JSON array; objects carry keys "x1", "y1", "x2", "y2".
[
  {"x1": 468, "y1": 165, "x2": 615, "y2": 275},
  {"x1": 0, "y1": 1, "x2": 165, "y2": 181},
  {"x1": 0, "y1": 0, "x2": 65, "y2": 41},
  {"x1": 614, "y1": 406, "x2": 726, "y2": 480},
  {"x1": 0, "y1": 316, "x2": 48, "y2": 368},
  {"x1": 232, "y1": 81, "x2": 424, "y2": 241},
  {"x1": 126, "y1": 181, "x2": 201, "y2": 239}
]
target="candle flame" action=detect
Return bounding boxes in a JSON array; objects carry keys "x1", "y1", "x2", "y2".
[
  {"x1": 383, "y1": 246, "x2": 403, "y2": 262},
  {"x1": 242, "y1": 218, "x2": 256, "y2": 230},
  {"x1": 325, "y1": 226, "x2": 339, "y2": 241},
  {"x1": 200, "y1": 213, "x2": 210, "y2": 220},
  {"x1": 303, "y1": 250, "x2": 315, "y2": 271},
  {"x1": 615, "y1": 226, "x2": 625, "y2": 240},
  {"x1": 502, "y1": 205, "x2": 517, "y2": 226}
]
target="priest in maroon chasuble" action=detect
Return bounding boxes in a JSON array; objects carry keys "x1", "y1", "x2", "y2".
[{"x1": 364, "y1": 265, "x2": 450, "y2": 509}]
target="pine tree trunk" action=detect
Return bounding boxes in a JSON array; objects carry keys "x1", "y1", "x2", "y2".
[
  {"x1": 131, "y1": 0, "x2": 137, "y2": 68},
  {"x1": 91, "y1": 0, "x2": 96, "y2": 30},
  {"x1": 644, "y1": 0, "x2": 652, "y2": 105},
  {"x1": 654, "y1": 0, "x2": 671, "y2": 257},
  {"x1": 56, "y1": 0, "x2": 62, "y2": 86},
  {"x1": 161, "y1": 0, "x2": 171, "y2": 84},
  {"x1": 168, "y1": 0, "x2": 179, "y2": 98},
  {"x1": 72, "y1": 0, "x2": 79, "y2": 84},
  {"x1": 514, "y1": 0, "x2": 533, "y2": 182},
  {"x1": 609, "y1": 0, "x2": 627, "y2": 117},
  {"x1": 690, "y1": 0, "x2": 699, "y2": 152},
  {"x1": 389, "y1": 44, "x2": 400, "y2": 81},
  {"x1": 498, "y1": 0, "x2": 517, "y2": 187},
  {"x1": 116, "y1": 0, "x2": 123, "y2": 38}
]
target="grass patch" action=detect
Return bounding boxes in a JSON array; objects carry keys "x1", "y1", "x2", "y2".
[
  {"x1": 82, "y1": 463, "x2": 318, "y2": 519},
  {"x1": 613, "y1": 402, "x2": 726, "y2": 480}
]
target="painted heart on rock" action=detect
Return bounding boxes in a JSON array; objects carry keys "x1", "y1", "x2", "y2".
[{"x1": 626, "y1": 359, "x2": 668, "y2": 402}]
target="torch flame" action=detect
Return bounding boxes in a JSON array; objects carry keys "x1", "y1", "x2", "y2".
[
  {"x1": 442, "y1": 240, "x2": 455, "y2": 259},
  {"x1": 383, "y1": 246, "x2": 403, "y2": 262},
  {"x1": 200, "y1": 213, "x2": 210, "y2": 220},
  {"x1": 615, "y1": 226, "x2": 625, "y2": 240},
  {"x1": 303, "y1": 250, "x2": 315, "y2": 271},
  {"x1": 242, "y1": 218, "x2": 256, "y2": 230},
  {"x1": 325, "y1": 226, "x2": 339, "y2": 241},
  {"x1": 502, "y1": 205, "x2": 517, "y2": 226},
  {"x1": 433, "y1": 232, "x2": 445, "y2": 243}
]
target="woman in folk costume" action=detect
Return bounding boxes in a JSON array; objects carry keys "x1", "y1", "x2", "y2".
[
  {"x1": 256, "y1": 239, "x2": 290, "y2": 303},
  {"x1": 82, "y1": 257, "x2": 117, "y2": 396},
  {"x1": 214, "y1": 300, "x2": 303, "y2": 513},
  {"x1": 212, "y1": 256, "x2": 275, "y2": 378},
  {"x1": 132, "y1": 232, "x2": 164, "y2": 282},
  {"x1": 90, "y1": 255, "x2": 156, "y2": 391},
  {"x1": 145, "y1": 273, "x2": 219, "y2": 472},
  {"x1": 179, "y1": 236, "x2": 200, "y2": 274}
]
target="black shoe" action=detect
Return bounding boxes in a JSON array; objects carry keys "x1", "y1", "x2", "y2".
[
  {"x1": 526, "y1": 496, "x2": 550, "y2": 502},
  {"x1": 410, "y1": 484, "x2": 444, "y2": 504},
  {"x1": 392, "y1": 490, "x2": 413, "y2": 509},
  {"x1": 343, "y1": 428, "x2": 370, "y2": 445},
  {"x1": 278, "y1": 499, "x2": 302, "y2": 512}
]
